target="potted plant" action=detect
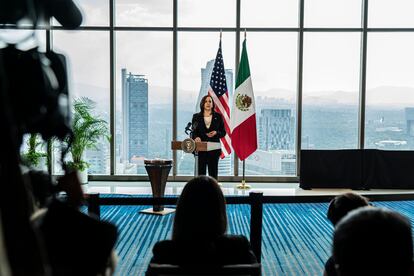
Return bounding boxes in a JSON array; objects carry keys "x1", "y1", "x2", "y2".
[
  {"x1": 65, "y1": 97, "x2": 109, "y2": 184},
  {"x1": 22, "y1": 133, "x2": 47, "y2": 170}
]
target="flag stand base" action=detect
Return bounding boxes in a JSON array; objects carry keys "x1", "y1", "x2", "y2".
[{"x1": 237, "y1": 180, "x2": 251, "y2": 190}]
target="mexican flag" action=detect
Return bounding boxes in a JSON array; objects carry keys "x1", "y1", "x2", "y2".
[{"x1": 230, "y1": 39, "x2": 257, "y2": 161}]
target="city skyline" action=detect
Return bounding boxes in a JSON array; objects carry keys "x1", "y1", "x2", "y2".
[
  {"x1": 83, "y1": 77, "x2": 414, "y2": 175},
  {"x1": 72, "y1": 81, "x2": 414, "y2": 110},
  {"x1": 78, "y1": 91, "x2": 414, "y2": 175}
]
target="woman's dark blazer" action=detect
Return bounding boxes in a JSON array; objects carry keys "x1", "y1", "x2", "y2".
[
  {"x1": 150, "y1": 235, "x2": 258, "y2": 265},
  {"x1": 191, "y1": 112, "x2": 226, "y2": 143}
]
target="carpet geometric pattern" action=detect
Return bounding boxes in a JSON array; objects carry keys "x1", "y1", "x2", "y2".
[{"x1": 98, "y1": 199, "x2": 414, "y2": 275}]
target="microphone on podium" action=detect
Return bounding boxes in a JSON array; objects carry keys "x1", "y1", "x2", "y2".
[{"x1": 185, "y1": 122, "x2": 192, "y2": 135}]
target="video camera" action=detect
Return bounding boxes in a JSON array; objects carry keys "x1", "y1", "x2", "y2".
[
  {"x1": 0, "y1": 0, "x2": 82, "y2": 143},
  {"x1": 0, "y1": 0, "x2": 82, "y2": 29}
]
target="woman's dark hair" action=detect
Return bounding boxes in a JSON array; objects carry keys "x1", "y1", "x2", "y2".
[
  {"x1": 327, "y1": 192, "x2": 370, "y2": 226},
  {"x1": 199, "y1": 95, "x2": 215, "y2": 114},
  {"x1": 172, "y1": 176, "x2": 227, "y2": 242}
]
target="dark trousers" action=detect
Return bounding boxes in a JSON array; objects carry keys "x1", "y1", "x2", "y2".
[{"x1": 197, "y1": 150, "x2": 220, "y2": 180}]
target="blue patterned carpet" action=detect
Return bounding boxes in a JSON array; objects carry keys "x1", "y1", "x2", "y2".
[{"x1": 99, "y1": 200, "x2": 414, "y2": 275}]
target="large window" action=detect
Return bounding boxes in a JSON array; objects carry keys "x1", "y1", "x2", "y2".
[
  {"x1": 115, "y1": 31, "x2": 173, "y2": 174},
  {"x1": 238, "y1": 33, "x2": 298, "y2": 176},
  {"x1": 52, "y1": 31, "x2": 110, "y2": 174},
  {"x1": 302, "y1": 33, "x2": 360, "y2": 149},
  {"x1": 177, "y1": 32, "x2": 235, "y2": 176},
  {"x1": 365, "y1": 33, "x2": 414, "y2": 150},
  {"x1": 13, "y1": 0, "x2": 409, "y2": 179}
]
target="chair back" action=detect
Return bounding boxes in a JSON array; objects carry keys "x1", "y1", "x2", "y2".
[{"x1": 146, "y1": 263, "x2": 261, "y2": 276}]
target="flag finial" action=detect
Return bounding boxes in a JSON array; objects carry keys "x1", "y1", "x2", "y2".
[
  {"x1": 220, "y1": 29, "x2": 222, "y2": 40},
  {"x1": 244, "y1": 29, "x2": 247, "y2": 40}
]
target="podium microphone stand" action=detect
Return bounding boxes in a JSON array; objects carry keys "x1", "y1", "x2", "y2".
[
  {"x1": 183, "y1": 124, "x2": 198, "y2": 177},
  {"x1": 194, "y1": 151, "x2": 198, "y2": 177}
]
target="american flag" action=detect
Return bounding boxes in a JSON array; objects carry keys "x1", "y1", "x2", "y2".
[{"x1": 208, "y1": 41, "x2": 232, "y2": 157}]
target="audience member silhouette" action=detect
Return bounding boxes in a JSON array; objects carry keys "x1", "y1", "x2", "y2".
[
  {"x1": 150, "y1": 176, "x2": 257, "y2": 266},
  {"x1": 29, "y1": 171, "x2": 118, "y2": 276},
  {"x1": 333, "y1": 207, "x2": 414, "y2": 276},
  {"x1": 324, "y1": 193, "x2": 370, "y2": 276}
]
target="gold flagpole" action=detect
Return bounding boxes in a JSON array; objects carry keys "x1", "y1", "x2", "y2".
[{"x1": 237, "y1": 160, "x2": 251, "y2": 189}]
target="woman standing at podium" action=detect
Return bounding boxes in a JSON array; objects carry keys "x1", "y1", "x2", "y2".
[{"x1": 192, "y1": 95, "x2": 226, "y2": 180}]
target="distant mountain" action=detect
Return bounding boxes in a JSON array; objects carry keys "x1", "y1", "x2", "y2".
[
  {"x1": 255, "y1": 88, "x2": 296, "y2": 102},
  {"x1": 254, "y1": 87, "x2": 357, "y2": 107},
  {"x1": 72, "y1": 83, "x2": 414, "y2": 111},
  {"x1": 255, "y1": 86, "x2": 414, "y2": 108},
  {"x1": 366, "y1": 86, "x2": 414, "y2": 108},
  {"x1": 304, "y1": 90, "x2": 357, "y2": 106},
  {"x1": 71, "y1": 83, "x2": 196, "y2": 111}
]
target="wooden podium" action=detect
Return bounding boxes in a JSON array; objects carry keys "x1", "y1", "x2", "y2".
[
  {"x1": 171, "y1": 139, "x2": 221, "y2": 176},
  {"x1": 171, "y1": 140, "x2": 221, "y2": 152}
]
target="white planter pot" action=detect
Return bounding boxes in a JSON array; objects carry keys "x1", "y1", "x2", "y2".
[
  {"x1": 77, "y1": 168, "x2": 88, "y2": 184},
  {"x1": 33, "y1": 156, "x2": 47, "y2": 171}
]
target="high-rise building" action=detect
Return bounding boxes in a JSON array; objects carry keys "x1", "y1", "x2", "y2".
[
  {"x1": 259, "y1": 109, "x2": 294, "y2": 150},
  {"x1": 196, "y1": 59, "x2": 234, "y2": 112},
  {"x1": 121, "y1": 68, "x2": 149, "y2": 164},
  {"x1": 196, "y1": 59, "x2": 234, "y2": 176},
  {"x1": 405, "y1": 107, "x2": 414, "y2": 136},
  {"x1": 85, "y1": 139, "x2": 109, "y2": 174}
]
